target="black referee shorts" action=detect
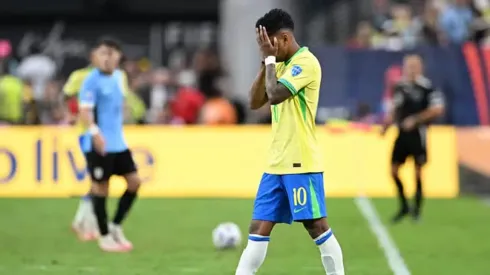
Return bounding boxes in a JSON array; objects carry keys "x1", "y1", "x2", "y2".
[
  {"x1": 391, "y1": 128, "x2": 427, "y2": 166},
  {"x1": 84, "y1": 149, "x2": 137, "y2": 182}
]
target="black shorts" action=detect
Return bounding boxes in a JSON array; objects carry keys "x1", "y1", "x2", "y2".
[
  {"x1": 391, "y1": 129, "x2": 427, "y2": 166},
  {"x1": 84, "y1": 149, "x2": 137, "y2": 182}
]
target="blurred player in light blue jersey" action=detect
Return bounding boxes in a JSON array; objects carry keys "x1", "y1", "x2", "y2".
[
  {"x1": 68, "y1": 44, "x2": 131, "y2": 242},
  {"x1": 235, "y1": 9, "x2": 345, "y2": 274},
  {"x1": 78, "y1": 37, "x2": 141, "y2": 253}
]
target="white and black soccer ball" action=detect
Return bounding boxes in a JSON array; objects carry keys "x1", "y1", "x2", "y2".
[{"x1": 212, "y1": 222, "x2": 242, "y2": 250}]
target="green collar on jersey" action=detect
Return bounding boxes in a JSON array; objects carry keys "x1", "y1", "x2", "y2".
[{"x1": 284, "y1": 46, "x2": 308, "y2": 66}]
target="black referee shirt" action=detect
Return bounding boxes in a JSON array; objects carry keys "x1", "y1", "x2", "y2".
[{"x1": 391, "y1": 76, "x2": 444, "y2": 129}]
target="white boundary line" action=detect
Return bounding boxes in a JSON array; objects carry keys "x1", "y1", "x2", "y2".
[{"x1": 354, "y1": 197, "x2": 411, "y2": 275}]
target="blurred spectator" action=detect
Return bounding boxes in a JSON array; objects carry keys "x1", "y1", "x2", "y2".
[
  {"x1": 347, "y1": 21, "x2": 375, "y2": 49},
  {"x1": 381, "y1": 4, "x2": 421, "y2": 50},
  {"x1": 352, "y1": 103, "x2": 378, "y2": 124},
  {"x1": 170, "y1": 70, "x2": 205, "y2": 124},
  {"x1": 123, "y1": 59, "x2": 142, "y2": 80},
  {"x1": 155, "y1": 102, "x2": 185, "y2": 125},
  {"x1": 420, "y1": 2, "x2": 444, "y2": 45},
  {"x1": 0, "y1": 40, "x2": 12, "y2": 60},
  {"x1": 138, "y1": 68, "x2": 173, "y2": 123},
  {"x1": 17, "y1": 43, "x2": 57, "y2": 100},
  {"x1": 200, "y1": 97, "x2": 237, "y2": 125},
  {"x1": 37, "y1": 81, "x2": 68, "y2": 125},
  {"x1": 474, "y1": 0, "x2": 490, "y2": 22},
  {"x1": 0, "y1": 62, "x2": 24, "y2": 124},
  {"x1": 192, "y1": 49, "x2": 239, "y2": 125},
  {"x1": 471, "y1": 0, "x2": 490, "y2": 44},
  {"x1": 0, "y1": 40, "x2": 17, "y2": 73},
  {"x1": 50, "y1": 104, "x2": 70, "y2": 125},
  {"x1": 193, "y1": 49, "x2": 222, "y2": 98},
  {"x1": 439, "y1": 0, "x2": 474, "y2": 44}
]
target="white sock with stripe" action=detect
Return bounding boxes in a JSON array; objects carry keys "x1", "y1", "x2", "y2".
[
  {"x1": 315, "y1": 229, "x2": 345, "y2": 275},
  {"x1": 235, "y1": 234, "x2": 269, "y2": 275}
]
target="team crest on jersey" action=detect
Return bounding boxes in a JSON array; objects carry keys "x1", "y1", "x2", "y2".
[{"x1": 291, "y1": 65, "x2": 302, "y2": 77}]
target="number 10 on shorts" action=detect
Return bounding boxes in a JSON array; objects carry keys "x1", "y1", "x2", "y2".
[{"x1": 293, "y1": 187, "x2": 307, "y2": 206}]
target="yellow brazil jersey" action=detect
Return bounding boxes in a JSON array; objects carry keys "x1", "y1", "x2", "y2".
[
  {"x1": 266, "y1": 47, "x2": 323, "y2": 175},
  {"x1": 63, "y1": 67, "x2": 94, "y2": 97}
]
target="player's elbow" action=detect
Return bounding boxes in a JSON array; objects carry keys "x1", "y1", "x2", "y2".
[
  {"x1": 432, "y1": 105, "x2": 445, "y2": 117},
  {"x1": 268, "y1": 96, "x2": 283, "y2": 105},
  {"x1": 249, "y1": 99, "x2": 263, "y2": 110},
  {"x1": 267, "y1": 92, "x2": 283, "y2": 105}
]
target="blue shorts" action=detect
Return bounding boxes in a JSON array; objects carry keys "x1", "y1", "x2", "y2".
[{"x1": 252, "y1": 172, "x2": 327, "y2": 224}]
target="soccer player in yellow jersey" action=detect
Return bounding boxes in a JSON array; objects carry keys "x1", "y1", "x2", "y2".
[
  {"x1": 235, "y1": 9, "x2": 345, "y2": 275},
  {"x1": 64, "y1": 67, "x2": 94, "y2": 98}
]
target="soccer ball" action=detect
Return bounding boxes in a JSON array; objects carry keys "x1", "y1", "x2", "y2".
[{"x1": 212, "y1": 222, "x2": 242, "y2": 249}]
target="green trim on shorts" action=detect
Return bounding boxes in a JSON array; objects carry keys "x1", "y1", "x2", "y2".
[{"x1": 309, "y1": 177, "x2": 322, "y2": 219}]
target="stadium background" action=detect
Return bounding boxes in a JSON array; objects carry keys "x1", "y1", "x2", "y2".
[{"x1": 0, "y1": 0, "x2": 489, "y2": 274}]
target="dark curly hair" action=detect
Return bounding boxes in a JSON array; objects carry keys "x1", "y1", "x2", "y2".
[
  {"x1": 93, "y1": 36, "x2": 122, "y2": 52},
  {"x1": 255, "y1": 9, "x2": 295, "y2": 35}
]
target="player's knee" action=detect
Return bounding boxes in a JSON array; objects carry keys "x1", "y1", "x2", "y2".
[
  {"x1": 302, "y1": 218, "x2": 330, "y2": 239},
  {"x1": 248, "y1": 220, "x2": 274, "y2": 236},
  {"x1": 90, "y1": 182, "x2": 109, "y2": 196},
  {"x1": 391, "y1": 165, "x2": 399, "y2": 178},
  {"x1": 127, "y1": 180, "x2": 141, "y2": 193},
  {"x1": 415, "y1": 167, "x2": 423, "y2": 179},
  {"x1": 125, "y1": 173, "x2": 141, "y2": 193}
]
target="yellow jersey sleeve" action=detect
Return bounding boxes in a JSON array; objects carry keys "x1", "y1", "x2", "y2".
[
  {"x1": 121, "y1": 71, "x2": 130, "y2": 96},
  {"x1": 277, "y1": 57, "x2": 315, "y2": 96},
  {"x1": 63, "y1": 70, "x2": 83, "y2": 97}
]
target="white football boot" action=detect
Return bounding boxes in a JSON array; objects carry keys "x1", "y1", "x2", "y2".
[{"x1": 109, "y1": 223, "x2": 133, "y2": 251}]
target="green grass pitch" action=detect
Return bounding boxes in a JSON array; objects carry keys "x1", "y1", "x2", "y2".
[{"x1": 0, "y1": 198, "x2": 489, "y2": 274}]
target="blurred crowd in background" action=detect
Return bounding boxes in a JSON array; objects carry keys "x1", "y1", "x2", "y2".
[
  {"x1": 348, "y1": 0, "x2": 490, "y2": 50},
  {"x1": 0, "y1": 0, "x2": 488, "y2": 126},
  {"x1": 0, "y1": 44, "x2": 245, "y2": 126}
]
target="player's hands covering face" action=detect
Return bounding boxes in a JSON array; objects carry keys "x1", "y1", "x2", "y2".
[{"x1": 256, "y1": 26, "x2": 278, "y2": 59}]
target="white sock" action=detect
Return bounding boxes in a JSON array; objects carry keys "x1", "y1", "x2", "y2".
[
  {"x1": 315, "y1": 229, "x2": 345, "y2": 275},
  {"x1": 235, "y1": 235, "x2": 269, "y2": 275},
  {"x1": 73, "y1": 199, "x2": 92, "y2": 225}
]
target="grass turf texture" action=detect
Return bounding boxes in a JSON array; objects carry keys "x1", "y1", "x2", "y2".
[{"x1": 0, "y1": 198, "x2": 488, "y2": 274}]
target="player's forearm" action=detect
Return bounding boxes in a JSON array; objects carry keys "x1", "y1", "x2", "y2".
[
  {"x1": 415, "y1": 106, "x2": 444, "y2": 124},
  {"x1": 265, "y1": 63, "x2": 288, "y2": 105},
  {"x1": 249, "y1": 66, "x2": 268, "y2": 110},
  {"x1": 79, "y1": 108, "x2": 99, "y2": 134},
  {"x1": 381, "y1": 112, "x2": 394, "y2": 131}
]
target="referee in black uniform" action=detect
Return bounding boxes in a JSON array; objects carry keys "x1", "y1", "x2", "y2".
[{"x1": 381, "y1": 54, "x2": 445, "y2": 223}]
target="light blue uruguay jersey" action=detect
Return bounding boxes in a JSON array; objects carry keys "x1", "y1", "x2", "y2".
[{"x1": 78, "y1": 68, "x2": 127, "y2": 153}]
